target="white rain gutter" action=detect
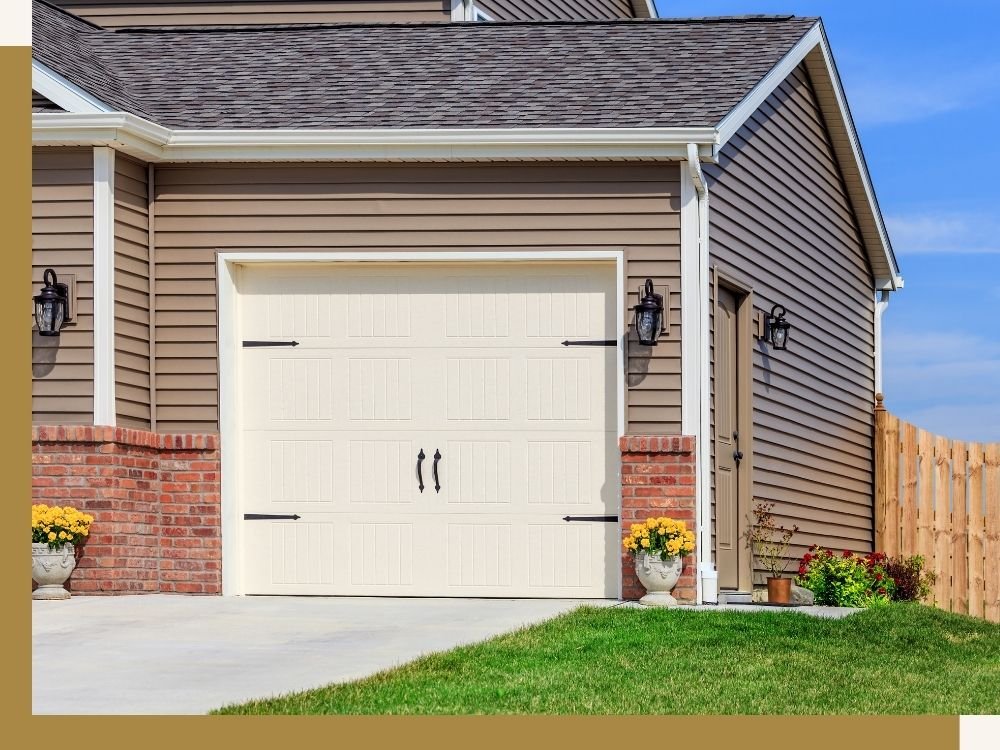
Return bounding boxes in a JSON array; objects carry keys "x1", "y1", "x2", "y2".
[
  {"x1": 874, "y1": 289, "x2": 891, "y2": 396},
  {"x1": 686, "y1": 143, "x2": 716, "y2": 605},
  {"x1": 32, "y1": 112, "x2": 718, "y2": 163}
]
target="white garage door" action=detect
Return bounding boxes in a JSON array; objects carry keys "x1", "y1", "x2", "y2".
[{"x1": 236, "y1": 262, "x2": 619, "y2": 597}]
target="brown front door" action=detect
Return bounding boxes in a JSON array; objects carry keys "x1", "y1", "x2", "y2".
[{"x1": 715, "y1": 287, "x2": 748, "y2": 591}]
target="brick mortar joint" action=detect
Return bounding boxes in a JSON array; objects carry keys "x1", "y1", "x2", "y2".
[{"x1": 32, "y1": 426, "x2": 219, "y2": 451}]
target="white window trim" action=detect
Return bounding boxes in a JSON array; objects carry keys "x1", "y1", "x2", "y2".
[
  {"x1": 472, "y1": 6, "x2": 494, "y2": 21},
  {"x1": 216, "y1": 250, "x2": 626, "y2": 597},
  {"x1": 92, "y1": 146, "x2": 116, "y2": 426}
]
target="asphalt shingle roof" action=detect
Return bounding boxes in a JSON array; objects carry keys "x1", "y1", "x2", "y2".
[{"x1": 33, "y1": 0, "x2": 817, "y2": 130}]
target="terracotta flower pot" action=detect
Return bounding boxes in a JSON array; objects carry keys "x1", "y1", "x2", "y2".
[
  {"x1": 635, "y1": 551, "x2": 683, "y2": 608},
  {"x1": 32, "y1": 542, "x2": 76, "y2": 600},
  {"x1": 767, "y1": 576, "x2": 792, "y2": 605}
]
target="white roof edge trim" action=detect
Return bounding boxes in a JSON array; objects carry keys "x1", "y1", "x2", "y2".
[
  {"x1": 32, "y1": 113, "x2": 718, "y2": 161},
  {"x1": 644, "y1": 1, "x2": 658, "y2": 19},
  {"x1": 32, "y1": 60, "x2": 115, "y2": 114},
  {"x1": 714, "y1": 21, "x2": 901, "y2": 291}
]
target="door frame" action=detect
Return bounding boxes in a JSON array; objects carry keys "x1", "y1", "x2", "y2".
[
  {"x1": 217, "y1": 249, "x2": 626, "y2": 596},
  {"x1": 711, "y1": 266, "x2": 754, "y2": 592}
]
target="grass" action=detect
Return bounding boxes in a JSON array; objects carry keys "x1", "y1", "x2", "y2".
[{"x1": 213, "y1": 603, "x2": 1000, "y2": 715}]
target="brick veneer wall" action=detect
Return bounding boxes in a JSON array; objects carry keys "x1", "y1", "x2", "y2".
[
  {"x1": 620, "y1": 435, "x2": 697, "y2": 603},
  {"x1": 31, "y1": 426, "x2": 221, "y2": 594}
]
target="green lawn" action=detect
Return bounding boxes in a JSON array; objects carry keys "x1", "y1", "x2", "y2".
[{"x1": 214, "y1": 603, "x2": 1000, "y2": 715}]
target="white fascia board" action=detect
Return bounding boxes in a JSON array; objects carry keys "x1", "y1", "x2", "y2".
[
  {"x1": 714, "y1": 22, "x2": 900, "y2": 291},
  {"x1": 92, "y1": 146, "x2": 116, "y2": 427},
  {"x1": 32, "y1": 60, "x2": 114, "y2": 114},
  {"x1": 32, "y1": 114, "x2": 718, "y2": 162}
]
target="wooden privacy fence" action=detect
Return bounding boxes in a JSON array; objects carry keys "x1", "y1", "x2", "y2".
[{"x1": 875, "y1": 395, "x2": 1000, "y2": 622}]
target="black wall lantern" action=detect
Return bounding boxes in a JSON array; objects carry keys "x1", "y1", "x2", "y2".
[
  {"x1": 34, "y1": 268, "x2": 72, "y2": 337},
  {"x1": 764, "y1": 304, "x2": 791, "y2": 350},
  {"x1": 633, "y1": 278, "x2": 666, "y2": 346}
]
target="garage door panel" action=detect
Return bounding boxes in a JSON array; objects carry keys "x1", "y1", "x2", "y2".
[{"x1": 237, "y1": 262, "x2": 619, "y2": 598}]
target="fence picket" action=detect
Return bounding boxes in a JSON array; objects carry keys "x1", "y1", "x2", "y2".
[
  {"x1": 967, "y1": 443, "x2": 985, "y2": 619},
  {"x1": 986, "y1": 444, "x2": 1000, "y2": 623},
  {"x1": 933, "y1": 436, "x2": 952, "y2": 611},
  {"x1": 901, "y1": 423, "x2": 919, "y2": 555},
  {"x1": 917, "y1": 429, "x2": 936, "y2": 574},
  {"x1": 951, "y1": 440, "x2": 968, "y2": 615}
]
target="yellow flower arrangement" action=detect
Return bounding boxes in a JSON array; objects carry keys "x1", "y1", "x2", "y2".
[
  {"x1": 31, "y1": 504, "x2": 94, "y2": 550},
  {"x1": 622, "y1": 516, "x2": 695, "y2": 561}
]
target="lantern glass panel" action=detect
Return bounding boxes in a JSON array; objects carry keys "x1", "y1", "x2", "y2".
[
  {"x1": 636, "y1": 308, "x2": 659, "y2": 345},
  {"x1": 772, "y1": 322, "x2": 788, "y2": 350},
  {"x1": 35, "y1": 297, "x2": 64, "y2": 335}
]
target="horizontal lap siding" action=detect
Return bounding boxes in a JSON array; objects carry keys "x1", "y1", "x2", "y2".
[
  {"x1": 706, "y1": 64, "x2": 876, "y2": 569},
  {"x1": 115, "y1": 156, "x2": 151, "y2": 429},
  {"x1": 152, "y1": 162, "x2": 682, "y2": 433},
  {"x1": 32, "y1": 147, "x2": 94, "y2": 424},
  {"x1": 51, "y1": 1, "x2": 449, "y2": 27},
  {"x1": 476, "y1": 0, "x2": 634, "y2": 20}
]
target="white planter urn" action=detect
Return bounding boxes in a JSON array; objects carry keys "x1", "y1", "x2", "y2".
[
  {"x1": 31, "y1": 543, "x2": 76, "y2": 600},
  {"x1": 635, "y1": 551, "x2": 683, "y2": 608}
]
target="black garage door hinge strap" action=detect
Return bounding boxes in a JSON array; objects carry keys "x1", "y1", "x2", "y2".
[
  {"x1": 243, "y1": 340, "x2": 300, "y2": 348},
  {"x1": 244, "y1": 513, "x2": 301, "y2": 520},
  {"x1": 560, "y1": 340, "x2": 616, "y2": 347},
  {"x1": 562, "y1": 515, "x2": 619, "y2": 522}
]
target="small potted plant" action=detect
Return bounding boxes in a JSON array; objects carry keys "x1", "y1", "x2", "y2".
[
  {"x1": 31, "y1": 504, "x2": 93, "y2": 600},
  {"x1": 745, "y1": 502, "x2": 798, "y2": 605},
  {"x1": 622, "y1": 516, "x2": 695, "y2": 607}
]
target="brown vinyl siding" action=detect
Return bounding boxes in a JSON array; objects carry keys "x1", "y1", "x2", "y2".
[
  {"x1": 706, "y1": 63, "x2": 876, "y2": 574},
  {"x1": 51, "y1": 1, "x2": 449, "y2": 28},
  {"x1": 475, "y1": 0, "x2": 634, "y2": 20},
  {"x1": 151, "y1": 162, "x2": 681, "y2": 433},
  {"x1": 32, "y1": 147, "x2": 94, "y2": 424},
  {"x1": 114, "y1": 155, "x2": 152, "y2": 428},
  {"x1": 32, "y1": 91, "x2": 63, "y2": 113}
]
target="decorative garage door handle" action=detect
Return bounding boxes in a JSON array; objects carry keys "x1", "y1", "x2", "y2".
[
  {"x1": 432, "y1": 449, "x2": 442, "y2": 494},
  {"x1": 416, "y1": 449, "x2": 425, "y2": 493}
]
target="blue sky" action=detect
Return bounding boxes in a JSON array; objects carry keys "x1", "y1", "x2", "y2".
[{"x1": 656, "y1": 1, "x2": 1000, "y2": 441}]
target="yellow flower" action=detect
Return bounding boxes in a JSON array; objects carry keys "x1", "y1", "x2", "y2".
[
  {"x1": 58, "y1": 531, "x2": 67, "y2": 540},
  {"x1": 640, "y1": 538, "x2": 650, "y2": 548},
  {"x1": 47, "y1": 532, "x2": 56, "y2": 541}
]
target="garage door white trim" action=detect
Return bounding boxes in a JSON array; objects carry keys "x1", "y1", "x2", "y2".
[{"x1": 217, "y1": 250, "x2": 626, "y2": 596}]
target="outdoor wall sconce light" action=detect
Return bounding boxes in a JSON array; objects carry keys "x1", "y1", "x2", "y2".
[
  {"x1": 763, "y1": 304, "x2": 791, "y2": 350},
  {"x1": 633, "y1": 278, "x2": 666, "y2": 346},
  {"x1": 33, "y1": 268, "x2": 72, "y2": 337}
]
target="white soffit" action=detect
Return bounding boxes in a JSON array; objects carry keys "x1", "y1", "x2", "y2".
[{"x1": 715, "y1": 22, "x2": 901, "y2": 290}]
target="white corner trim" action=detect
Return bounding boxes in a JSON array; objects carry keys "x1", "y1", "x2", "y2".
[
  {"x1": 32, "y1": 60, "x2": 114, "y2": 114},
  {"x1": 92, "y1": 146, "x2": 116, "y2": 426},
  {"x1": 874, "y1": 289, "x2": 891, "y2": 396},
  {"x1": 683, "y1": 144, "x2": 714, "y2": 604},
  {"x1": 215, "y1": 249, "x2": 626, "y2": 596},
  {"x1": 32, "y1": 113, "x2": 718, "y2": 163}
]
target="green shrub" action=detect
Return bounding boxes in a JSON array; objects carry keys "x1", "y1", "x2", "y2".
[
  {"x1": 864, "y1": 552, "x2": 936, "y2": 603},
  {"x1": 796, "y1": 547, "x2": 893, "y2": 607}
]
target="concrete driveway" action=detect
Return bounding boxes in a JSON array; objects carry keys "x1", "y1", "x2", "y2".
[{"x1": 33, "y1": 594, "x2": 606, "y2": 715}]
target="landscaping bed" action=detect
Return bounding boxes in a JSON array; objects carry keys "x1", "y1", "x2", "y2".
[{"x1": 214, "y1": 603, "x2": 1000, "y2": 715}]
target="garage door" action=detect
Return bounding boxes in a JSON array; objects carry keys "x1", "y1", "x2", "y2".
[{"x1": 236, "y1": 262, "x2": 619, "y2": 597}]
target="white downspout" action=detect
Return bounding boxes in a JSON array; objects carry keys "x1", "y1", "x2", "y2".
[
  {"x1": 874, "y1": 289, "x2": 891, "y2": 396},
  {"x1": 686, "y1": 143, "x2": 716, "y2": 604}
]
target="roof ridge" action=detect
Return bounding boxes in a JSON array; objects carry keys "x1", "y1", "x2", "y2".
[
  {"x1": 108, "y1": 14, "x2": 808, "y2": 35},
  {"x1": 34, "y1": 0, "x2": 104, "y2": 31}
]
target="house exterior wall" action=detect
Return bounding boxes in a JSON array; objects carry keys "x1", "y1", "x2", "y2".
[
  {"x1": 115, "y1": 155, "x2": 152, "y2": 429},
  {"x1": 150, "y1": 161, "x2": 683, "y2": 434},
  {"x1": 48, "y1": 1, "x2": 451, "y2": 28},
  {"x1": 705, "y1": 63, "x2": 877, "y2": 575},
  {"x1": 32, "y1": 147, "x2": 95, "y2": 425},
  {"x1": 475, "y1": 0, "x2": 635, "y2": 20}
]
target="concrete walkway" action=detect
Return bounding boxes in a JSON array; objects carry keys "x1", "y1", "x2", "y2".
[{"x1": 33, "y1": 595, "x2": 607, "y2": 715}]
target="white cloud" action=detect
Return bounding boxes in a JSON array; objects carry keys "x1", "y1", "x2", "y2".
[
  {"x1": 883, "y1": 327, "x2": 1000, "y2": 442},
  {"x1": 843, "y1": 61, "x2": 1000, "y2": 127},
  {"x1": 885, "y1": 212, "x2": 1000, "y2": 254}
]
